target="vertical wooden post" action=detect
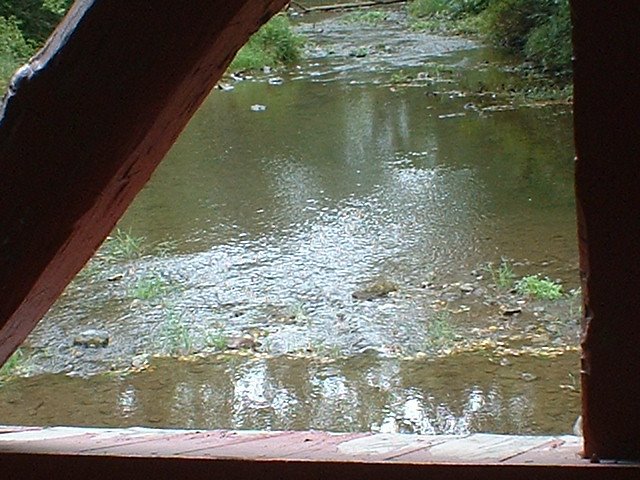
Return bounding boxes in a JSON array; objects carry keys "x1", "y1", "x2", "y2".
[
  {"x1": 573, "y1": 1, "x2": 640, "y2": 460},
  {"x1": 0, "y1": 0, "x2": 288, "y2": 366}
]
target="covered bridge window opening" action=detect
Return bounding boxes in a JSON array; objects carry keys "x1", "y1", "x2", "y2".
[
  {"x1": 0, "y1": 0, "x2": 636, "y2": 468},
  {"x1": 0, "y1": 1, "x2": 580, "y2": 438}
]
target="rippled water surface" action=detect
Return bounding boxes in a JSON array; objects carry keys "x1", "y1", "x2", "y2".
[{"x1": 0, "y1": 8, "x2": 580, "y2": 434}]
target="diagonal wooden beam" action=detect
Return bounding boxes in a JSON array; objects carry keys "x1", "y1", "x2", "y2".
[{"x1": 0, "y1": 0, "x2": 289, "y2": 366}]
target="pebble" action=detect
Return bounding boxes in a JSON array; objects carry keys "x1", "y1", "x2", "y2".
[
  {"x1": 131, "y1": 353, "x2": 150, "y2": 369},
  {"x1": 72, "y1": 329, "x2": 110, "y2": 348},
  {"x1": 501, "y1": 306, "x2": 522, "y2": 316},
  {"x1": 460, "y1": 283, "x2": 475, "y2": 293}
]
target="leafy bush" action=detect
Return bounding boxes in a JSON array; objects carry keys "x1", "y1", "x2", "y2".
[
  {"x1": 230, "y1": 15, "x2": 303, "y2": 72},
  {"x1": 42, "y1": 0, "x2": 73, "y2": 16},
  {"x1": 0, "y1": 0, "x2": 72, "y2": 88},
  {"x1": 409, "y1": 0, "x2": 451, "y2": 17},
  {"x1": 408, "y1": 0, "x2": 572, "y2": 76},
  {"x1": 482, "y1": 0, "x2": 571, "y2": 69},
  {"x1": 524, "y1": 1, "x2": 572, "y2": 74},
  {"x1": 0, "y1": 15, "x2": 33, "y2": 85},
  {"x1": 0, "y1": 0, "x2": 64, "y2": 45},
  {"x1": 410, "y1": 0, "x2": 490, "y2": 18}
]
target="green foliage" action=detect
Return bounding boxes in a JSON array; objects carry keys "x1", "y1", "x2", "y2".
[
  {"x1": 0, "y1": 0, "x2": 72, "y2": 88},
  {"x1": 341, "y1": 10, "x2": 389, "y2": 25},
  {"x1": 0, "y1": 14, "x2": 37, "y2": 86},
  {"x1": 0, "y1": 0, "x2": 63, "y2": 45},
  {"x1": 0, "y1": 348, "x2": 28, "y2": 380},
  {"x1": 486, "y1": 259, "x2": 515, "y2": 289},
  {"x1": 100, "y1": 228, "x2": 146, "y2": 262},
  {"x1": 0, "y1": 15, "x2": 32, "y2": 84},
  {"x1": 408, "y1": 0, "x2": 572, "y2": 76},
  {"x1": 129, "y1": 275, "x2": 167, "y2": 300},
  {"x1": 524, "y1": 1, "x2": 572, "y2": 74},
  {"x1": 205, "y1": 330, "x2": 228, "y2": 351},
  {"x1": 390, "y1": 70, "x2": 412, "y2": 84},
  {"x1": 409, "y1": 0, "x2": 490, "y2": 18},
  {"x1": 230, "y1": 15, "x2": 302, "y2": 72},
  {"x1": 482, "y1": 0, "x2": 542, "y2": 50},
  {"x1": 156, "y1": 310, "x2": 193, "y2": 356},
  {"x1": 425, "y1": 311, "x2": 457, "y2": 351},
  {"x1": 482, "y1": 0, "x2": 571, "y2": 74},
  {"x1": 42, "y1": 0, "x2": 73, "y2": 16},
  {"x1": 516, "y1": 274, "x2": 563, "y2": 300}
]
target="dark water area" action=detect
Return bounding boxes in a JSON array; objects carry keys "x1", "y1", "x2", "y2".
[{"x1": 0, "y1": 8, "x2": 580, "y2": 435}]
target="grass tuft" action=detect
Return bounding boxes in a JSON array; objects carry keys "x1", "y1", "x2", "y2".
[
  {"x1": 486, "y1": 258, "x2": 515, "y2": 290},
  {"x1": 425, "y1": 311, "x2": 457, "y2": 352},
  {"x1": 516, "y1": 274, "x2": 563, "y2": 300},
  {"x1": 156, "y1": 310, "x2": 193, "y2": 356}
]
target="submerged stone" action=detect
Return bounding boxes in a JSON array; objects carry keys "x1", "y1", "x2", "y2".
[
  {"x1": 73, "y1": 329, "x2": 109, "y2": 348},
  {"x1": 352, "y1": 280, "x2": 398, "y2": 300},
  {"x1": 226, "y1": 334, "x2": 259, "y2": 350}
]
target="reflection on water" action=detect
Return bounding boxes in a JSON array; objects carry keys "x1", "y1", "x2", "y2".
[
  {"x1": 4, "y1": 9, "x2": 579, "y2": 434},
  {"x1": 0, "y1": 352, "x2": 579, "y2": 435}
]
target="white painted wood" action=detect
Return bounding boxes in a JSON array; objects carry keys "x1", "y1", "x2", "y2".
[{"x1": 426, "y1": 434, "x2": 553, "y2": 462}]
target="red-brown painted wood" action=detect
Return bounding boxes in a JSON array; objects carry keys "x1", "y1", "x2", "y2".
[
  {"x1": 0, "y1": 0, "x2": 289, "y2": 366},
  {"x1": 1, "y1": 452, "x2": 638, "y2": 480},
  {"x1": 572, "y1": 1, "x2": 640, "y2": 460},
  {"x1": 0, "y1": 427, "x2": 637, "y2": 480}
]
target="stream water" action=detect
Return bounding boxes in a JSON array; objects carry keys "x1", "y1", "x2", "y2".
[{"x1": 0, "y1": 8, "x2": 580, "y2": 435}]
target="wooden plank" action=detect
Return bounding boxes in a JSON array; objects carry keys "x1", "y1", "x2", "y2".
[
  {"x1": 0, "y1": 425, "x2": 41, "y2": 435},
  {"x1": 298, "y1": 0, "x2": 407, "y2": 12},
  {"x1": 183, "y1": 431, "x2": 366, "y2": 459},
  {"x1": 504, "y1": 436, "x2": 584, "y2": 465},
  {"x1": 89, "y1": 430, "x2": 284, "y2": 456},
  {"x1": 1, "y1": 427, "x2": 639, "y2": 479},
  {"x1": 77, "y1": 429, "x2": 219, "y2": 454},
  {"x1": 0, "y1": 0, "x2": 289, "y2": 368},
  {"x1": 336, "y1": 433, "x2": 461, "y2": 461},
  {"x1": 398, "y1": 433, "x2": 554, "y2": 463}
]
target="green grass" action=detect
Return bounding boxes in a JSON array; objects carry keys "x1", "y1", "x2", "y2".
[
  {"x1": 0, "y1": 347, "x2": 28, "y2": 380},
  {"x1": 425, "y1": 311, "x2": 457, "y2": 352},
  {"x1": 100, "y1": 228, "x2": 146, "y2": 262},
  {"x1": 516, "y1": 274, "x2": 563, "y2": 300},
  {"x1": 390, "y1": 70, "x2": 412, "y2": 84},
  {"x1": 205, "y1": 330, "x2": 228, "y2": 351},
  {"x1": 230, "y1": 15, "x2": 303, "y2": 72},
  {"x1": 129, "y1": 275, "x2": 167, "y2": 300},
  {"x1": 341, "y1": 10, "x2": 389, "y2": 25},
  {"x1": 156, "y1": 310, "x2": 193, "y2": 356},
  {"x1": 486, "y1": 259, "x2": 515, "y2": 290}
]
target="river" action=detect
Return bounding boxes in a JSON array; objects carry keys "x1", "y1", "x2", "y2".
[{"x1": 0, "y1": 6, "x2": 580, "y2": 435}]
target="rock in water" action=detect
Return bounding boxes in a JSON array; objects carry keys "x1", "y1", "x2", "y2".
[
  {"x1": 73, "y1": 329, "x2": 110, "y2": 348},
  {"x1": 226, "y1": 333, "x2": 258, "y2": 350},
  {"x1": 352, "y1": 279, "x2": 398, "y2": 301}
]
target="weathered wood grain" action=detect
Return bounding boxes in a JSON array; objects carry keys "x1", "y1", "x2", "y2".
[{"x1": 571, "y1": 0, "x2": 640, "y2": 460}]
